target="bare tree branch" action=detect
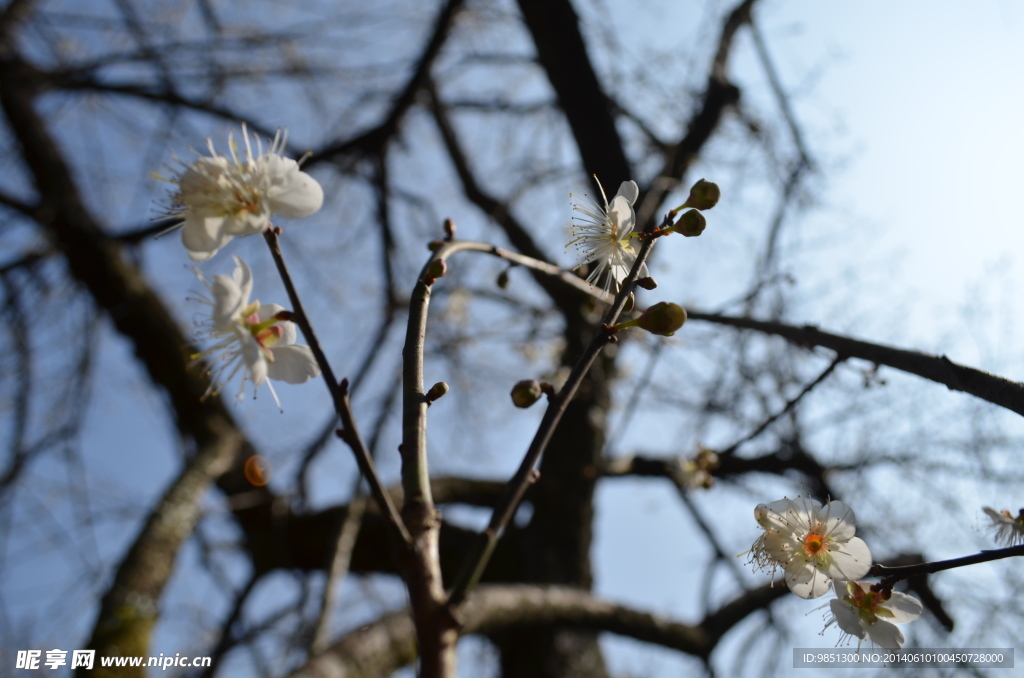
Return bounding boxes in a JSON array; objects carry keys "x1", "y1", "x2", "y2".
[{"x1": 689, "y1": 310, "x2": 1024, "y2": 418}]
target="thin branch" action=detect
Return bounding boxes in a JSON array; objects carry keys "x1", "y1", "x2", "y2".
[
  {"x1": 515, "y1": 0, "x2": 631, "y2": 184},
  {"x1": 446, "y1": 213, "x2": 672, "y2": 608},
  {"x1": 309, "y1": 371, "x2": 401, "y2": 653},
  {"x1": 309, "y1": 0, "x2": 465, "y2": 166},
  {"x1": 687, "y1": 310, "x2": 1024, "y2": 418},
  {"x1": 637, "y1": 0, "x2": 756, "y2": 229},
  {"x1": 262, "y1": 229, "x2": 411, "y2": 547},
  {"x1": 872, "y1": 544, "x2": 1024, "y2": 587},
  {"x1": 719, "y1": 356, "x2": 843, "y2": 456}
]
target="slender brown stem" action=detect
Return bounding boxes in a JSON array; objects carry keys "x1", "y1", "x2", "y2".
[
  {"x1": 446, "y1": 212, "x2": 675, "y2": 608},
  {"x1": 872, "y1": 544, "x2": 1024, "y2": 588},
  {"x1": 263, "y1": 229, "x2": 411, "y2": 546},
  {"x1": 686, "y1": 311, "x2": 1024, "y2": 418}
]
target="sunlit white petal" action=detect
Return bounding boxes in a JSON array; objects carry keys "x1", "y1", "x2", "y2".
[{"x1": 161, "y1": 124, "x2": 324, "y2": 260}]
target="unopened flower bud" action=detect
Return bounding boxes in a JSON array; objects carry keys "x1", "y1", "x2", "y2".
[
  {"x1": 637, "y1": 301, "x2": 687, "y2": 336},
  {"x1": 635, "y1": 276, "x2": 658, "y2": 290},
  {"x1": 428, "y1": 239, "x2": 444, "y2": 251},
  {"x1": 510, "y1": 379, "x2": 543, "y2": 408},
  {"x1": 497, "y1": 268, "x2": 511, "y2": 289},
  {"x1": 623, "y1": 292, "x2": 635, "y2": 312},
  {"x1": 683, "y1": 179, "x2": 720, "y2": 210},
  {"x1": 423, "y1": 258, "x2": 447, "y2": 285},
  {"x1": 677, "y1": 209, "x2": 706, "y2": 237},
  {"x1": 426, "y1": 381, "x2": 449, "y2": 404},
  {"x1": 444, "y1": 218, "x2": 457, "y2": 240}
]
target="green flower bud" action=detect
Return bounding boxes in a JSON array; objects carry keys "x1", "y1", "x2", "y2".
[
  {"x1": 684, "y1": 179, "x2": 721, "y2": 210},
  {"x1": 677, "y1": 209, "x2": 707, "y2": 237},
  {"x1": 637, "y1": 302, "x2": 687, "y2": 336},
  {"x1": 426, "y1": 381, "x2": 449, "y2": 404},
  {"x1": 510, "y1": 379, "x2": 543, "y2": 408}
]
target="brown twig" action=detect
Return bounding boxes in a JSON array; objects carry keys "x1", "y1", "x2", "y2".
[
  {"x1": 262, "y1": 229, "x2": 411, "y2": 547},
  {"x1": 686, "y1": 310, "x2": 1024, "y2": 418},
  {"x1": 872, "y1": 544, "x2": 1024, "y2": 588},
  {"x1": 446, "y1": 212, "x2": 673, "y2": 608}
]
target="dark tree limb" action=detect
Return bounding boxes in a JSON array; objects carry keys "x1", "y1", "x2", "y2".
[
  {"x1": 310, "y1": 0, "x2": 465, "y2": 165},
  {"x1": 290, "y1": 583, "x2": 788, "y2": 678},
  {"x1": 515, "y1": 0, "x2": 631, "y2": 185},
  {"x1": 0, "y1": 53, "x2": 252, "y2": 678},
  {"x1": 688, "y1": 310, "x2": 1024, "y2": 418}
]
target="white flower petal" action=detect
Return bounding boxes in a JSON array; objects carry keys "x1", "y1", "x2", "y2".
[
  {"x1": 823, "y1": 501, "x2": 858, "y2": 541},
  {"x1": 222, "y1": 209, "x2": 271, "y2": 236},
  {"x1": 231, "y1": 256, "x2": 253, "y2": 304},
  {"x1": 865, "y1": 620, "x2": 905, "y2": 650},
  {"x1": 829, "y1": 599, "x2": 867, "y2": 639},
  {"x1": 212, "y1": 274, "x2": 246, "y2": 331},
  {"x1": 884, "y1": 591, "x2": 924, "y2": 624},
  {"x1": 265, "y1": 156, "x2": 324, "y2": 219},
  {"x1": 614, "y1": 180, "x2": 639, "y2": 206},
  {"x1": 239, "y1": 331, "x2": 268, "y2": 387},
  {"x1": 606, "y1": 195, "x2": 635, "y2": 238},
  {"x1": 829, "y1": 537, "x2": 872, "y2": 581},
  {"x1": 786, "y1": 564, "x2": 831, "y2": 599},
  {"x1": 266, "y1": 344, "x2": 320, "y2": 384},
  {"x1": 181, "y1": 214, "x2": 231, "y2": 262}
]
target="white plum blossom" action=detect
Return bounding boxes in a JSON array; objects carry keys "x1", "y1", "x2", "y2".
[
  {"x1": 161, "y1": 124, "x2": 324, "y2": 261},
  {"x1": 191, "y1": 256, "x2": 320, "y2": 408},
  {"x1": 749, "y1": 496, "x2": 872, "y2": 599},
  {"x1": 567, "y1": 177, "x2": 646, "y2": 293},
  {"x1": 825, "y1": 580, "x2": 923, "y2": 649},
  {"x1": 982, "y1": 506, "x2": 1024, "y2": 547}
]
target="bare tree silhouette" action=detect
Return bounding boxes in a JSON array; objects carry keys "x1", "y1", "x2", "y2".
[{"x1": 1, "y1": 1, "x2": 1021, "y2": 677}]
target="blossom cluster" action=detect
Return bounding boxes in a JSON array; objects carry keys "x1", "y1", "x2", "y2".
[
  {"x1": 748, "y1": 496, "x2": 921, "y2": 649},
  {"x1": 161, "y1": 125, "x2": 325, "y2": 405}
]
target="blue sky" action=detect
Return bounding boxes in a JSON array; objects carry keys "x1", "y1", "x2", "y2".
[{"x1": 5, "y1": 1, "x2": 1024, "y2": 676}]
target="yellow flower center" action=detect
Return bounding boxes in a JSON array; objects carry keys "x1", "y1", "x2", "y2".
[
  {"x1": 244, "y1": 305, "x2": 285, "y2": 359},
  {"x1": 802, "y1": 532, "x2": 826, "y2": 556}
]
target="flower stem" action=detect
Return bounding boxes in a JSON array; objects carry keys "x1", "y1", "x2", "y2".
[
  {"x1": 262, "y1": 229, "x2": 411, "y2": 546},
  {"x1": 446, "y1": 209, "x2": 675, "y2": 608},
  {"x1": 871, "y1": 543, "x2": 1024, "y2": 587}
]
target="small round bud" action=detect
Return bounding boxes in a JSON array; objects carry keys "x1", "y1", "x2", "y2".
[
  {"x1": 426, "y1": 381, "x2": 449, "y2": 404},
  {"x1": 423, "y1": 258, "x2": 447, "y2": 285},
  {"x1": 677, "y1": 209, "x2": 706, "y2": 237},
  {"x1": 497, "y1": 269, "x2": 511, "y2": 289},
  {"x1": 684, "y1": 179, "x2": 721, "y2": 210},
  {"x1": 635, "y1": 276, "x2": 658, "y2": 290},
  {"x1": 623, "y1": 292, "x2": 635, "y2": 312},
  {"x1": 510, "y1": 379, "x2": 543, "y2": 408},
  {"x1": 444, "y1": 218, "x2": 457, "y2": 240},
  {"x1": 428, "y1": 239, "x2": 444, "y2": 251},
  {"x1": 637, "y1": 301, "x2": 687, "y2": 336}
]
